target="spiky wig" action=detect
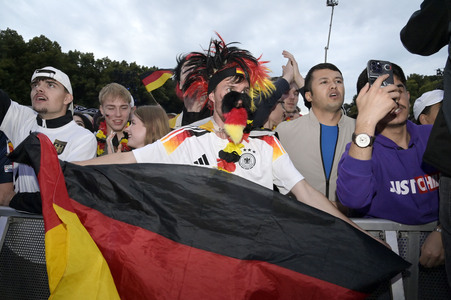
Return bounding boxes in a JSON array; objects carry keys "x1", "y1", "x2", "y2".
[
  {"x1": 180, "y1": 33, "x2": 274, "y2": 112},
  {"x1": 178, "y1": 34, "x2": 275, "y2": 172}
]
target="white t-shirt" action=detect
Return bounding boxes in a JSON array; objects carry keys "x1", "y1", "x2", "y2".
[
  {"x1": 1, "y1": 101, "x2": 97, "y2": 192},
  {"x1": 133, "y1": 119, "x2": 303, "y2": 194}
]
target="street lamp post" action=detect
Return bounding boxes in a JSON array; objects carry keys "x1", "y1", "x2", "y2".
[{"x1": 325, "y1": 0, "x2": 339, "y2": 63}]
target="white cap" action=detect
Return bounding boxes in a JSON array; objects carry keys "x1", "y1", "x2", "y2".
[
  {"x1": 413, "y1": 89, "x2": 443, "y2": 120},
  {"x1": 31, "y1": 66, "x2": 74, "y2": 113}
]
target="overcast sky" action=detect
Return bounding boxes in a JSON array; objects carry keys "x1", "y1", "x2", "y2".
[{"x1": 1, "y1": 0, "x2": 448, "y2": 113}]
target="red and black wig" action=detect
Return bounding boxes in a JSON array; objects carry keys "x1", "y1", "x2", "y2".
[{"x1": 179, "y1": 33, "x2": 274, "y2": 112}]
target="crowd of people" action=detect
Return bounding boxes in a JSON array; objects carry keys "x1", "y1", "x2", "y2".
[{"x1": 0, "y1": 0, "x2": 450, "y2": 292}]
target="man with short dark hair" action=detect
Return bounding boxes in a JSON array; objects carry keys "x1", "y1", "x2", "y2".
[
  {"x1": 337, "y1": 62, "x2": 443, "y2": 268},
  {"x1": 0, "y1": 66, "x2": 97, "y2": 211},
  {"x1": 276, "y1": 63, "x2": 355, "y2": 207}
]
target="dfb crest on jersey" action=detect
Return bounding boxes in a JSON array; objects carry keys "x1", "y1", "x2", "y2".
[
  {"x1": 239, "y1": 148, "x2": 256, "y2": 170},
  {"x1": 53, "y1": 139, "x2": 67, "y2": 155}
]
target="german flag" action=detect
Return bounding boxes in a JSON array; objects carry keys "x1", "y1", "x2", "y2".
[
  {"x1": 12, "y1": 133, "x2": 409, "y2": 300},
  {"x1": 140, "y1": 69, "x2": 173, "y2": 92},
  {"x1": 12, "y1": 134, "x2": 120, "y2": 299}
]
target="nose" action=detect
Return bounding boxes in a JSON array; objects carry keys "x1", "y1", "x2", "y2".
[{"x1": 35, "y1": 82, "x2": 43, "y2": 92}]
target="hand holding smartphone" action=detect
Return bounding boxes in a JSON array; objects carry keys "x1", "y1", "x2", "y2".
[{"x1": 367, "y1": 60, "x2": 394, "y2": 87}]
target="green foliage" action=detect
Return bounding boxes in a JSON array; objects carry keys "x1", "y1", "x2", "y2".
[
  {"x1": 343, "y1": 95, "x2": 358, "y2": 119},
  {"x1": 406, "y1": 73, "x2": 443, "y2": 118},
  {"x1": 0, "y1": 28, "x2": 183, "y2": 113}
]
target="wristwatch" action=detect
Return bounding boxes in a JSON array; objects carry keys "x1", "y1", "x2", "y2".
[{"x1": 352, "y1": 133, "x2": 375, "y2": 148}]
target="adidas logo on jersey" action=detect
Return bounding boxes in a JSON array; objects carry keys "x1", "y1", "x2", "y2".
[{"x1": 194, "y1": 154, "x2": 210, "y2": 166}]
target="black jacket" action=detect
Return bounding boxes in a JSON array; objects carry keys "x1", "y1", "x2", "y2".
[{"x1": 401, "y1": 0, "x2": 451, "y2": 176}]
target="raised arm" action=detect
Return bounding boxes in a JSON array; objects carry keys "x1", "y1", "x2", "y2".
[
  {"x1": 400, "y1": 0, "x2": 449, "y2": 56},
  {"x1": 349, "y1": 75, "x2": 399, "y2": 160},
  {"x1": 282, "y1": 50, "x2": 304, "y2": 89}
]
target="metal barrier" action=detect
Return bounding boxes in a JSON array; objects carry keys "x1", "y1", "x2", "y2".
[
  {"x1": 353, "y1": 218, "x2": 451, "y2": 300},
  {"x1": 0, "y1": 207, "x2": 49, "y2": 300},
  {"x1": 0, "y1": 207, "x2": 450, "y2": 299}
]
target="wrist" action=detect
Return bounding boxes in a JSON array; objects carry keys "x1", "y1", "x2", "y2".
[
  {"x1": 355, "y1": 120, "x2": 377, "y2": 136},
  {"x1": 352, "y1": 132, "x2": 375, "y2": 148},
  {"x1": 281, "y1": 75, "x2": 292, "y2": 84},
  {"x1": 295, "y1": 77, "x2": 305, "y2": 89}
]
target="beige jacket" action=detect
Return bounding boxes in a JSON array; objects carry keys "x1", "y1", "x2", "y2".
[{"x1": 276, "y1": 109, "x2": 355, "y2": 202}]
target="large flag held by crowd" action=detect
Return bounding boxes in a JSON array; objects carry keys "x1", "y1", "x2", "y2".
[{"x1": 11, "y1": 133, "x2": 409, "y2": 300}]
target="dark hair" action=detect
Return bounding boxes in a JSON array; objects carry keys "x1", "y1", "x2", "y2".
[
  {"x1": 174, "y1": 54, "x2": 189, "y2": 83},
  {"x1": 303, "y1": 63, "x2": 342, "y2": 109},
  {"x1": 73, "y1": 112, "x2": 94, "y2": 132},
  {"x1": 416, "y1": 105, "x2": 432, "y2": 124},
  {"x1": 356, "y1": 62, "x2": 406, "y2": 94}
]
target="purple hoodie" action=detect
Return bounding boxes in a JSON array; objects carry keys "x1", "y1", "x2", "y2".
[{"x1": 337, "y1": 121, "x2": 439, "y2": 225}]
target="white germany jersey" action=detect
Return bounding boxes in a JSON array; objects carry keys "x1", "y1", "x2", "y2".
[
  {"x1": 133, "y1": 120, "x2": 303, "y2": 194},
  {"x1": 1, "y1": 101, "x2": 97, "y2": 193}
]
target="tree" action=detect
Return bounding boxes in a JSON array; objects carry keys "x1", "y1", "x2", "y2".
[
  {"x1": 0, "y1": 28, "x2": 29, "y2": 102},
  {"x1": 343, "y1": 95, "x2": 357, "y2": 119},
  {"x1": 0, "y1": 29, "x2": 182, "y2": 113}
]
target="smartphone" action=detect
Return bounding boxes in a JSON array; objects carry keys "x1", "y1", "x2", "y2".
[{"x1": 367, "y1": 60, "x2": 394, "y2": 86}]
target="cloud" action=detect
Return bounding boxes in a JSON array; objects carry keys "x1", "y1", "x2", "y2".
[{"x1": 1, "y1": 0, "x2": 447, "y2": 111}]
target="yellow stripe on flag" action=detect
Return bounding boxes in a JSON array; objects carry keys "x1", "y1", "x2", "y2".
[
  {"x1": 145, "y1": 72, "x2": 173, "y2": 92},
  {"x1": 46, "y1": 203, "x2": 120, "y2": 300}
]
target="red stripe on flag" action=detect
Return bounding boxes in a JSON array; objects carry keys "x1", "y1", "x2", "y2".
[
  {"x1": 141, "y1": 70, "x2": 172, "y2": 86},
  {"x1": 141, "y1": 69, "x2": 173, "y2": 92},
  {"x1": 36, "y1": 133, "x2": 120, "y2": 299},
  {"x1": 71, "y1": 200, "x2": 367, "y2": 300},
  {"x1": 39, "y1": 134, "x2": 72, "y2": 232}
]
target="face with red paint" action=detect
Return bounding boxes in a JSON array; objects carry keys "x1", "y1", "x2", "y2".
[
  {"x1": 208, "y1": 77, "x2": 250, "y2": 126},
  {"x1": 99, "y1": 95, "x2": 131, "y2": 133}
]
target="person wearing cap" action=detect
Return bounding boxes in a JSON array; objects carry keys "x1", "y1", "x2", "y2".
[
  {"x1": 0, "y1": 66, "x2": 97, "y2": 212},
  {"x1": 75, "y1": 35, "x2": 389, "y2": 243},
  {"x1": 96, "y1": 83, "x2": 133, "y2": 156},
  {"x1": 336, "y1": 62, "x2": 443, "y2": 268},
  {"x1": 413, "y1": 89, "x2": 443, "y2": 125}
]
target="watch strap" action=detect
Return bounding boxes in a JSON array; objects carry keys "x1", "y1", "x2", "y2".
[{"x1": 352, "y1": 133, "x2": 375, "y2": 148}]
